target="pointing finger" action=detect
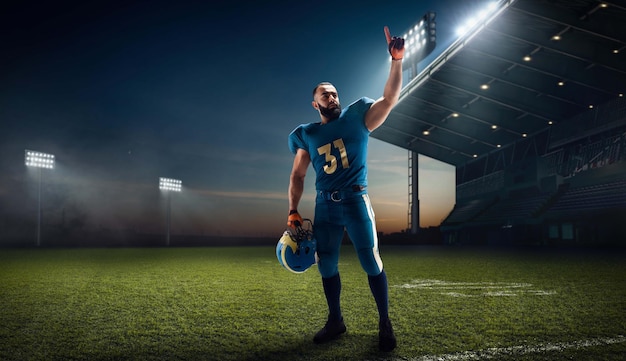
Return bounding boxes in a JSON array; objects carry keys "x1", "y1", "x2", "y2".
[{"x1": 384, "y1": 26, "x2": 391, "y2": 44}]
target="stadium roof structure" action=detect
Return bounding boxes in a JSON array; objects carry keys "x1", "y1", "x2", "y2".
[{"x1": 372, "y1": 0, "x2": 626, "y2": 168}]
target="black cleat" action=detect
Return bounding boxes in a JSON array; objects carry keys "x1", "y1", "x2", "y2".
[
  {"x1": 313, "y1": 318, "x2": 347, "y2": 344},
  {"x1": 379, "y1": 318, "x2": 397, "y2": 352}
]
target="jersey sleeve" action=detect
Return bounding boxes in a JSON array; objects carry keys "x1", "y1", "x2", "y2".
[
  {"x1": 359, "y1": 97, "x2": 375, "y2": 121},
  {"x1": 288, "y1": 125, "x2": 307, "y2": 154},
  {"x1": 348, "y1": 97, "x2": 375, "y2": 131},
  {"x1": 359, "y1": 96, "x2": 375, "y2": 109}
]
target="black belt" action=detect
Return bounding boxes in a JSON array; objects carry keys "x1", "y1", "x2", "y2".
[{"x1": 317, "y1": 185, "x2": 366, "y2": 202}]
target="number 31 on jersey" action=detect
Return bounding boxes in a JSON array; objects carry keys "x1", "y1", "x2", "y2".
[{"x1": 317, "y1": 138, "x2": 349, "y2": 175}]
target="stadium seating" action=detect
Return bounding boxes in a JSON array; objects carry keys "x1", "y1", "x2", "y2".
[
  {"x1": 441, "y1": 196, "x2": 498, "y2": 225},
  {"x1": 542, "y1": 178, "x2": 626, "y2": 219},
  {"x1": 472, "y1": 188, "x2": 553, "y2": 224}
]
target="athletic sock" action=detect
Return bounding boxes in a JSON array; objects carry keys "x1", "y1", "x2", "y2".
[
  {"x1": 322, "y1": 273, "x2": 342, "y2": 321},
  {"x1": 368, "y1": 269, "x2": 389, "y2": 321}
]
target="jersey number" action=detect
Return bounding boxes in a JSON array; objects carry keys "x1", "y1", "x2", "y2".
[{"x1": 317, "y1": 138, "x2": 349, "y2": 175}]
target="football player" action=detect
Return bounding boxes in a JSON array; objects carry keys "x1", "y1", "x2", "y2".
[{"x1": 287, "y1": 26, "x2": 404, "y2": 352}]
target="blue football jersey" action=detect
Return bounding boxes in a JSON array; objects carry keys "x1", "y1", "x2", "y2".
[{"x1": 289, "y1": 97, "x2": 374, "y2": 191}]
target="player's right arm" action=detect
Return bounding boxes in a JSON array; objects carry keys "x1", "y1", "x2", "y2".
[
  {"x1": 365, "y1": 26, "x2": 404, "y2": 132},
  {"x1": 288, "y1": 148, "x2": 310, "y2": 227}
]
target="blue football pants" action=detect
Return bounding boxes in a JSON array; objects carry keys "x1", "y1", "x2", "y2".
[{"x1": 314, "y1": 192, "x2": 383, "y2": 278}]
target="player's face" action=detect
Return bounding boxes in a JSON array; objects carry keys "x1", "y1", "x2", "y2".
[{"x1": 314, "y1": 85, "x2": 341, "y2": 120}]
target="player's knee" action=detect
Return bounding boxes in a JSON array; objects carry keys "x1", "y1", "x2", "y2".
[
  {"x1": 317, "y1": 252, "x2": 339, "y2": 278},
  {"x1": 356, "y1": 248, "x2": 383, "y2": 276},
  {"x1": 318, "y1": 262, "x2": 338, "y2": 278}
]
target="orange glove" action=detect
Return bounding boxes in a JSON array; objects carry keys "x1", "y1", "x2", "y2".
[
  {"x1": 384, "y1": 26, "x2": 405, "y2": 60},
  {"x1": 287, "y1": 210, "x2": 303, "y2": 229}
]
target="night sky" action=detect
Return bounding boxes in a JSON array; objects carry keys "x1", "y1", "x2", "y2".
[{"x1": 0, "y1": 1, "x2": 492, "y2": 239}]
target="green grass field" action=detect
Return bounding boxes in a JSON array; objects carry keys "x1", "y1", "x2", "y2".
[{"x1": 1, "y1": 245, "x2": 624, "y2": 361}]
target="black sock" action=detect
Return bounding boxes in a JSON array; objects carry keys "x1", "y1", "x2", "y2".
[
  {"x1": 368, "y1": 270, "x2": 389, "y2": 322},
  {"x1": 322, "y1": 273, "x2": 342, "y2": 321}
]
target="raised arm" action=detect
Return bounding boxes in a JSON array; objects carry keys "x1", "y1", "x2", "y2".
[{"x1": 364, "y1": 26, "x2": 405, "y2": 132}]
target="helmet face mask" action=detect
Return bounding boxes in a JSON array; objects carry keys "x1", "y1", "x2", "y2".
[{"x1": 276, "y1": 219, "x2": 317, "y2": 273}]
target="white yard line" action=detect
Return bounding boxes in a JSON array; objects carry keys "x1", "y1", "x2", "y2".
[
  {"x1": 381, "y1": 335, "x2": 626, "y2": 361},
  {"x1": 393, "y1": 279, "x2": 555, "y2": 297}
]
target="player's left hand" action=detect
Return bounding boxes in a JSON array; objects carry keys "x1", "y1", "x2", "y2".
[{"x1": 384, "y1": 26, "x2": 405, "y2": 60}]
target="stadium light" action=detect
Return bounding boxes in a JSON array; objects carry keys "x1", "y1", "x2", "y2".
[
  {"x1": 159, "y1": 177, "x2": 182, "y2": 246},
  {"x1": 455, "y1": 2, "x2": 499, "y2": 37},
  {"x1": 159, "y1": 177, "x2": 182, "y2": 192},
  {"x1": 402, "y1": 11, "x2": 437, "y2": 66},
  {"x1": 25, "y1": 150, "x2": 55, "y2": 247}
]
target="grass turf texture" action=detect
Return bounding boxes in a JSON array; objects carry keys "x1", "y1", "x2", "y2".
[{"x1": 0, "y1": 246, "x2": 624, "y2": 361}]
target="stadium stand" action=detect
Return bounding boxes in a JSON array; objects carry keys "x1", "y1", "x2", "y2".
[
  {"x1": 544, "y1": 179, "x2": 626, "y2": 219},
  {"x1": 472, "y1": 187, "x2": 553, "y2": 225},
  {"x1": 442, "y1": 165, "x2": 626, "y2": 246},
  {"x1": 369, "y1": 0, "x2": 626, "y2": 247},
  {"x1": 443, "y1": 196, "x2": 499, "y2": 225},
  {"x1": 441, "y1": 122, "x2": 626, "y2": 246}
]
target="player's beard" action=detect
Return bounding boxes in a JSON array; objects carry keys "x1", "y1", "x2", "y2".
[{"x1": 317, "y1": 102, "x2": 342, "y2": 121}]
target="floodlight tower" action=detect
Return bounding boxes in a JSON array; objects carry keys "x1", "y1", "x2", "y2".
[
  {"x1": 25, "y1": 150, "x2": 55, "y2": 246},
  {"x1": 402, "y1": 11, "x2": 437, "y2": 80},
  {"x1": 159, "y1": 177, "x2": 182, "y2": 246},
  {"x1": 401, "y1": 11, "x2": 437, "y2": 234}
]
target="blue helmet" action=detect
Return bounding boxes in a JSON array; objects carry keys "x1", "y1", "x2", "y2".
[{"x1": 276, "y1": 219, "x2": 317, "y2": 273}]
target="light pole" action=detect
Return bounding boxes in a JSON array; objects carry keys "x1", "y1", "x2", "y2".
[
  {"x1": 400, "y1": 11, "x2": 437, "y2": 234},
  {"x1": 159, "y1": 177, "x2": 181, "y2": 246},
  {"x1": 25, "y1": 150, "x2": 55, "y2": 247}
]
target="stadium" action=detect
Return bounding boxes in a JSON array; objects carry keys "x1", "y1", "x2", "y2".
[
  {"x1": 1, "y1": 0, "x2": 625, "y2": 360},
  {"x1": 374, "y1": 0, "x2": 626, "y2": 247}
]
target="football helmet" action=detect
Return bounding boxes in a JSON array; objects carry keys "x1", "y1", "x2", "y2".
[{"x1": 276, "y1": 219, "x2": 317, "y2": 273}]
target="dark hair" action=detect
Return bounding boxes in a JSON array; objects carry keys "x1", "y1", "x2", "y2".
[{"x1": 312, "y1": 82, "x2": 334, "y2": 98}]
